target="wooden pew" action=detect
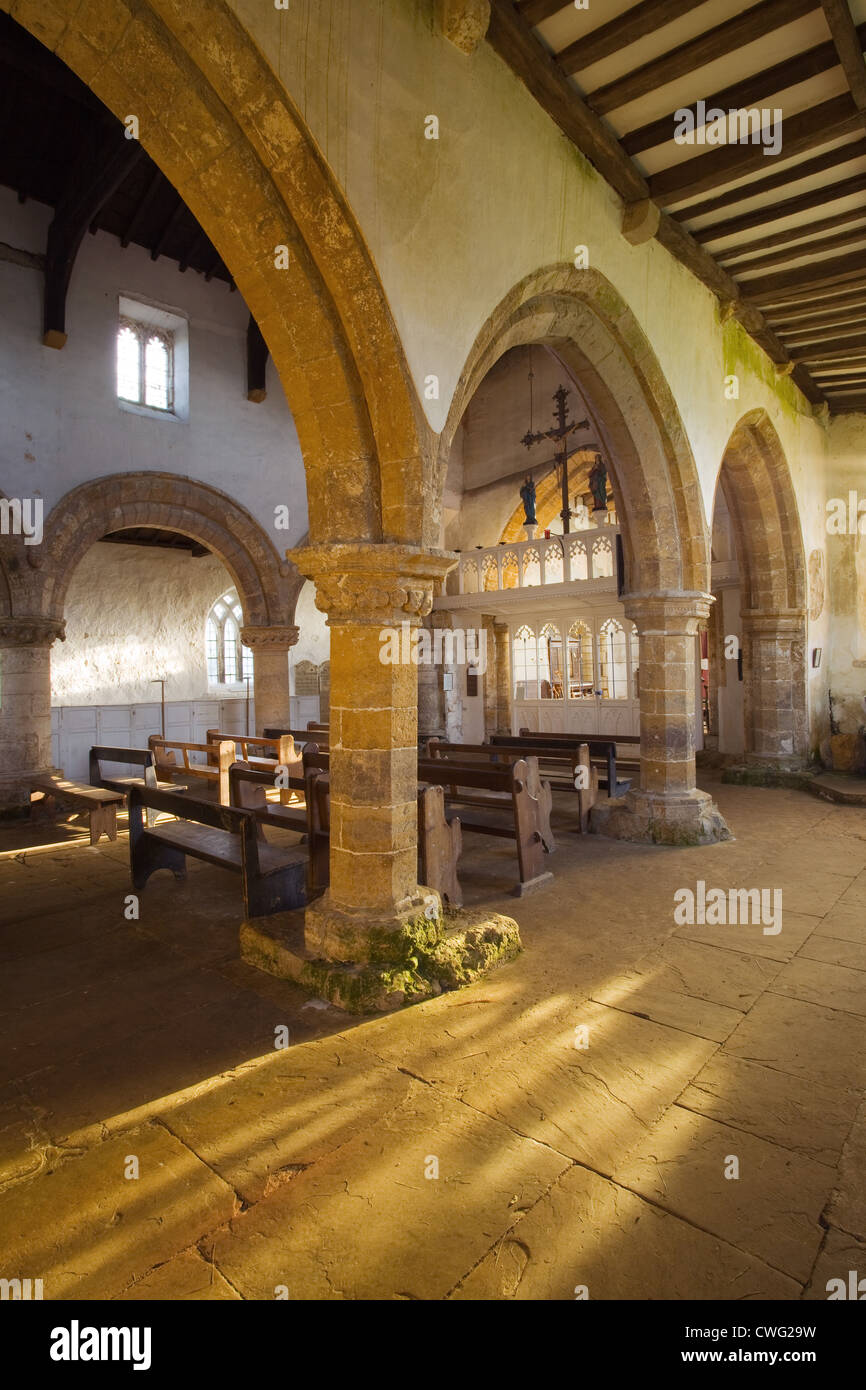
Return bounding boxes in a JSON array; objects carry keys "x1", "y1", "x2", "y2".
[
  {"x1": 30, "y1": 774, "x2": 124, "y2": 845},
  {"x1": 147, "y1": 736, "x2": 235, "y2": 805},
  {"x1": 490, "y1": 734, "x2": 634, "y2": 798},
  {"x1": 205, "y1": 729, "x2": 297, "y2": 770},
  {"x1": 425, "y1": 738, "x2": 599, "y2": 833},
  {"x1": 127, "y1": 784, "x2": 307, "y2": 917},
  {"x1": 301, "y1": 768, "x2": 463, "y2": 908},
  {"x1": 90, "y1": 745, "x2": 180, "y2": 795},
  {"x1": 263, "y1": 727, "x2": 330, "y2": 748},
  {"x1": 227, "y1": 760, "x2": 308, "y2": 839},
  {"x1": 417, "y1": 757, "x2": 553, "y2": 896}
]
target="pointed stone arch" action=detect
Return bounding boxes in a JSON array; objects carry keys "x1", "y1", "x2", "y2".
[
  {"x1": 714, "y1": 410, "x2": 808, "y2": 765},
  {"x1": 2, "y1": 0, "x2": 432, "y2": 546},
  {"x1": 439, "y1": 264, "x2": 710, "y2": 597}
]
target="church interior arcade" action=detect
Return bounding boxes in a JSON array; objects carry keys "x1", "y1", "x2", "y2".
[{"x1": 1, "y1": 0, "x2": 866, "y2": 1316}]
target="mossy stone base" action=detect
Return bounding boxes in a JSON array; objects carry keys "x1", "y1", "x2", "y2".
[
  {"x1": 722, "y1": 763, "x2": 814, "y2": 790},
  {"x1": 240, "y1": 906, "x2": 521, "y2": 1014}
]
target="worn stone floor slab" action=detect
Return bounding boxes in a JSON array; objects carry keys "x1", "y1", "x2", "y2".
[
  {"x1": 203, "y1": 1082, "x2": 570, "y2": 1300},
  {"x1": 770, "y1": 957, "x2": 866, "y2": 1019},
  {"x1": 802, "y1": 1228, "x2": 866, "y2": 1301},
  {"x1": 458, "y1": 1001, "x2": 717, "y2": 1173},
  {"x1": 672, "y1": 910, "x2": 819, "y2": 963},
  {"x1": 589, "y1": 939, "x2": 779, "y2": 1041},
  {"x1": 721, "y1": 992, "x2": 866, "y2": 1092},
  {"x1": 677, "y1": 1053, "x2": 858, "y2": 1168},
  {"x1": 797, "y1": 934, "x2": 866, "y2": 972},
  {"x1": 612, "y1": 1105, "x2": 828, "y2": 1283},
  {"x1": 115, "y1": 1251, "x2": 240, "y2": 1301},
  {"x1": 814, "y1": 904, "x2": 866, "y2": 946},
  {"x1": 166, "y1": 1037, "x2": 414, "y2": 1203},
  {"x1": 825, "y1": 1101, "x2": 866, "y2": 1243},
  {"x1": 0, "y1": 1124, "x2": 237, "y2": 1300},
  {"x1": 450, "y1": 1166, "x2": 800, "y2": 1300}
]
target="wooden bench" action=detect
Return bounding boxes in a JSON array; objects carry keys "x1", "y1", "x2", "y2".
[
  {"x1": 127, "y1": 784, "x2": 307, "y2": 917},
  {"x1": 89, "y1": 745, "x2": 180, "y2": 795},
  {"x1": 425, "y1": 738, "x2": 599, "y2": 833},
  {"x1": 147, "y1": 736, "x2": 235, "y2": 805},
  {"x1": 301, "y1": 767, "x2": 463, "y2": 907},
  {"x1": 205, "y1": 729, "x2": 298, "y2": 770},
  {"x1": 30, "y1": 775, "x2": 124, "y2": 844},
  {"x1": 491, "y1": 734, "x2": 634, "y2": 798},
  {"x1": 263, "y1": 727, "x2": 330, "y2": 749},
  {"x1": 227, "y1": 760, "x2": 309, "y2": 839}
]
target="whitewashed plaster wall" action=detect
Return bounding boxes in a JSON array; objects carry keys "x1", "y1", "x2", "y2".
[
  {"x1": 51, "y1": 541, "x2": 234, "y2": 706},
  {"x1": 824, "y1": 416, "x2": 866, "y2": 734},
  {"x1": 0, "y1": 187, "x2": 308, "y2": 543},
  {"x1": 291, "y1": 580, "x2": 330, "y2": 679},
  {"x1": 228, "y1": 0, "x2": 853, "y2": 548}
]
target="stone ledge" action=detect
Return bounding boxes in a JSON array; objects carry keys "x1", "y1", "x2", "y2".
[
  {"x1": 240, "y1": 906, "x2": 521, "y2": 1015},
  {"x1": 590, "y1": 788, "x2": 732, "y2": 847}
]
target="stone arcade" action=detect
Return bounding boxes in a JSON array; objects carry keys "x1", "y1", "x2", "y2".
[{"x1": 1, "y1": 0, "x2": 865, "y2": 1307}]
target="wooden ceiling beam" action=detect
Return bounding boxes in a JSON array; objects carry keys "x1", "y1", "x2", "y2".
[
  {"x1": 649, "y1": 94, "x2": 859, "y2": 205},
  {"x1": 43, "y1": 122, "x2": 144, "y2": 347},
  {"x1": 768, "y1": 298, "x2": 866, "y2": 330},
  {"x1": 792, "y1": 334, "x2": 866, "y2": 361},
  {"x1": 723, "y1": 222, "x2": 866, "y2": 273},
  {"x1": 623, "y1": 34, "x2": 859, "y2": 155},
  {"x1": 120, "y1": 167, "x2": 163, "y2": 248},
  {"x1": 785, "y1": 319, "x2": 866, "y2": 347},
  {"x1": 720, "y1": 206, "x2": 866, "y2": 260},
  {"x1": 741, "y1": 248, "x2": 866, "y2": 300},
  {"x1": 246, "y1": 314, "x2": 269, "y2": 403},
  {"x1": 556, "y1": 0, "x2": 697, "y2": 76},
  {"x1": 821, "y1": 0, "x2": 866, "y2": 109},
  {"x1": 674, "y1": 137, "x2": 866, "y2": 223},
  {"x1": 150, "y1": 197, "x2": 187, "y2": 261},
  {"x1": 693, "y1": 170, "x2": 866, "y2": 243},
  {"x1": 516, "y1": 0, "x2": 570, "y2": 25},
  {"x1": 487, "y1": 0, "x2": 648, "y2": 202},
  {"x1": 586, "y1": 0, "x2": 818, "y2": 116}
]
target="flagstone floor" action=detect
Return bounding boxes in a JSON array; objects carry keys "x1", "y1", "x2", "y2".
[{"x1": 1, "y1": 774, "x2": 865, "y2": 1300}]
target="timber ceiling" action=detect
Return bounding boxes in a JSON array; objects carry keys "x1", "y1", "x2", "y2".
[
  {"x1": 493, "y1": 0, "x2": 866, "y2": 415},
  {"x1": 0, "y1": 12, "x2": 233, "y2": 288}
]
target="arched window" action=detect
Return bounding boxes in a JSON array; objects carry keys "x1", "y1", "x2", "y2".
[
  {"x1": 598, "y1": 618, "x2": 627, "y2": 699},
  {"x1": 116, "y1": 317, "x2": 175, "y2": 412},
  {"x1": 539, "y1": 623, "x2": 563, "y2": 700},
  {"x1": 206, "y1": 589, "x2": 253, "y2": 686},
  {"x1": 513, "y1": 625, "x2": 538, "y2": 700},
  {"x1": 567, "y1": 620, "x2": 594, "y2": 698}
]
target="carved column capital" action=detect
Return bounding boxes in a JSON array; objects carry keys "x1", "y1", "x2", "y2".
[
  {"x1": 624, "y1": 591, "x2": 714, "y2": 635},
  {"x1": 240, "y1": 624, "x2": 300, "y2": 651},
  {"x1": 288, "y1": 543, "x2": 456, "y2": 627},
  {"x1": 0, "y1": 616, "x2": 66, "y2": 647}
]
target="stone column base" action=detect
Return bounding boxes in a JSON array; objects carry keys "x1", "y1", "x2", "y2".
[
  {"x1": 590, "y1": 787, "x2": 732, "y2": 846},
  {"x1": 240, "y1": 901, "x2": 521, "y2": 1014}
]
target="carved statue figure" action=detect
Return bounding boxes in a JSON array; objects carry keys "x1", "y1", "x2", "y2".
[
  {"x1": 520, "y1": 475, "x2": 537, "y2": 525},
  {"x1": 589, "y1": 455, "x2": 608, "y2": 512}
]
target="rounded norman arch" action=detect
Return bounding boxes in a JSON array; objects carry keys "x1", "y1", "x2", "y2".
[
  {"x1": 2, "y1": 0, "x2": 432, "y2": 547},
  {"x1": 713, "y1": 410, "x2": 808, "y2": 764},
  {"x1": 37, "y1": 473, "x2": 301, "y2": 629},
  {"x1": 439, "y1": 265, "x2": 709, "y2": 597}
]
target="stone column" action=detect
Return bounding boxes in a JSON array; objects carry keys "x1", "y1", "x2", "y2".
[
  {"x1": 288, "y1": 543, "x2": 455, "y2": 959},
  {"x1": 417, "y1": 614, "x2": 447, "y2": 738},
  {"x1": 240, "y1": 625, "x2": 299, "y2": 734},
  {"x1": 493, "y1": 620, "x2": 512, "y2": 734},
  {"x1": 592, "y1": 594, "x2": 730, "y2": 845},
  {"x1": 741, "y1": 610, "x2": 808, "y2": 768},
  {"x1": 0, "y1": 617, "x2": 65, "y2": 815}
]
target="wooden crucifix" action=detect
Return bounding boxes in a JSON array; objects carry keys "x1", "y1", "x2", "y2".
[{"x1": 520, "y1": 385, "x2": 589, "y2": 534}]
